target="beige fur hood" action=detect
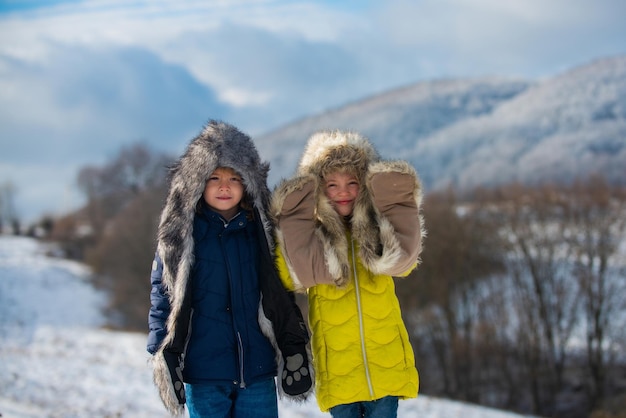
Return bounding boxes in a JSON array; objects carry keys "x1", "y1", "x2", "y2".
[{"x1": 271, "y1": 130, "x2": 425, "y2": 291}]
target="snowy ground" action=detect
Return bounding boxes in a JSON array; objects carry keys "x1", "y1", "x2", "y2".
[{"x1": 0, "y1": 235, "x2": 537, "y2": 418}]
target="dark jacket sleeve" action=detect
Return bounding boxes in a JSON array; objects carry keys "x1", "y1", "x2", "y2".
[
  {"x1": 255, "y1": 210, "x2": 309, "y2": 350},
  {"x1": 147, "y1": 252, "x2": 170, "y2": 355},
  {"x1": 260, "y1": 260, "x2": 309, "y2": 349}
]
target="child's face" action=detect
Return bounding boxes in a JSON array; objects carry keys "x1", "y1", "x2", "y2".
[
  {"x1": 324, "y1": 171, "x2": 359, "y2": 217},
  {"x1": 203, "y1": 167, "x2": 244, "y2": 219}
]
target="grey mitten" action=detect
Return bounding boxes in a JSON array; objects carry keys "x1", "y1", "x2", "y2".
[
  {"x1": 281, "y1": 345, "x2": 312, "y2": 396},
  {"x1": 163, "y1": 350, "x2": 186, "y2": 405}
]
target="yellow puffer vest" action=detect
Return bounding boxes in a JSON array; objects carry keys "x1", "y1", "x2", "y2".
[{"x1": 277, "y1": 234, "x2": 419, "y2": 412}]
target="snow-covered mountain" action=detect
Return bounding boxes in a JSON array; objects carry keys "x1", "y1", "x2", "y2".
[
  {"x1": 0, "y1": 235, "x2": 537, "y2": 418},
  {"x1": 257, "y1": 55, "x2": 626, "y2": 191}
]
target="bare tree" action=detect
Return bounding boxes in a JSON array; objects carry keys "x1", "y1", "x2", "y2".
[
  {"x1": 0, "y1": 180, "x2": 19, "y2": 234},
  {"x1": 72, "y1": 142, "x2": 173, "y2": 327},
  {"x1": 398, "y1": 178, "x2": 626, "y2": 417},
  {"x1": 398, "y1": 188, "x2": 505, "y2": 403},
  {"x1": 565, "y1": 177, "x2": 626, "y2": 411},
  {"x1": 477, "y1": 179, "x2": 626, "y2": 417},
  {"x1": 75, "y1": 142, "x2": 171, "y2": 241},
  {"x1": 87, "y1": 185, "x2": 166, "y2": 330},
  {"x1": 495, "y1": 183, "x2": 581, "y2": 415}
]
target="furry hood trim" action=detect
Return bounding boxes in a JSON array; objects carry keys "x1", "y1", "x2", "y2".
[
  {"x1": 157, "y1": 120, "x2": 271, "y2": 295},
  {"x1": 297, "y1": 130, "x2": 380, "y2": 180},
  {"x1": 272, "y1": 130, "x2": 424, "y2": 290}
]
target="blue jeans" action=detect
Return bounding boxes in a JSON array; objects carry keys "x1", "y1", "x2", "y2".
[
  {"x1": 185, "y1": 378, "x2": 278, "y2": 418},
  {"x1": 330, "y1": 396, "x2": 399, "y2": 418}
]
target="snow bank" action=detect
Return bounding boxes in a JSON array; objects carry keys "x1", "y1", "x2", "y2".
[{"x1": 0, "y1": 236, "x2": 535, "y2": 418}]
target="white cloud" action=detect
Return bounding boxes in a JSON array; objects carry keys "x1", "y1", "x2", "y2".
[
  {"x1": 3, "y1": 0, "x2": 624, "y2": 106},
  {"x1": 1, "y1": 0, "x2": 625, "y2": 223},
  {"x1": 372, "y1": 0, "x2": 626, "y2": 78}
]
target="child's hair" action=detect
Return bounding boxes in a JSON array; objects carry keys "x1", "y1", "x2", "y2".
[{"x1": 239, "y1": 191, "x2": 254, "y2": 213}]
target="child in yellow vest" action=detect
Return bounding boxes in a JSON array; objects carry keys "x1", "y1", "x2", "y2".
[{"x1": 271, "y1": 130, "x2": 425, "y2": 417}]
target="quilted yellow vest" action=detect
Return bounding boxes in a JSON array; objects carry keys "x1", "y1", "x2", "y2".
[{"x1": 277, "y1": 234, "x2": 419, "y2": 412}]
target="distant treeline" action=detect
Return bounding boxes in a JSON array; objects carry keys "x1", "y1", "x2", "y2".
[{"x1": 37, "y1": 142, "x2": 626, "y2": 418}]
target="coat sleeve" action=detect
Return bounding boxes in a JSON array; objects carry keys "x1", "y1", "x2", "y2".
[
  {"x1": 363, "y1": 160, "x2": 425, "y2": 276},
  {"x1": 271, "y1": 174, "x2": 342, "y2": 290},
  {"x1": 147, "y1": 252, "x2": 171, "y2": 355}
]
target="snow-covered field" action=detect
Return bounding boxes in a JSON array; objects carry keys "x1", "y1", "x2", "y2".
[{"x1": 0, "y1": 235, "x2": 537, "y2": 418}]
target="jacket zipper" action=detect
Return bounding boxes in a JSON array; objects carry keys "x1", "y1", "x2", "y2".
[
  {"x1": 221, "y1": 215, "x2": 246, "y2": 389},
  {"x1": 237, "y1": 332, "x2": 246, "y2": 388},
  {"x1": 351, "y1": 236, "x2": 374, "y2": 398}
]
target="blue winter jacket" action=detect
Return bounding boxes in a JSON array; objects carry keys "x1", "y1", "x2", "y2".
[{"x1": 148, "y1": 205, "x2": 276, "y2": 386}]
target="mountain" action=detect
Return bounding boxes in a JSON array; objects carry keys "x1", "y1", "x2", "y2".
[{"x1": 257, "y1": 55, "x2": 626, "y2": 192}]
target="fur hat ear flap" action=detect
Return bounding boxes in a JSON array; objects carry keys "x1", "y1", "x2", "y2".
[
  {"x1": 350, "y1": 185, "x2": 383, "y2": 270},
  {"x1": 314, "y1": 180, "x2": 351, "y2": 286}
]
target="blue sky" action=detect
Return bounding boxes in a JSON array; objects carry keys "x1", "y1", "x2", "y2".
[
  {"x1": 0, "y1": 0, "x2": 79, "y2": 12},
  {"x1": 1, "y1": 0, "x2": 625, "y2": 224}
]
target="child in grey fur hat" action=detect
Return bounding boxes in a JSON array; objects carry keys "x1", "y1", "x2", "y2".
[{"x1": 147, "y1": 120, "x2": 313, "y2": 417}]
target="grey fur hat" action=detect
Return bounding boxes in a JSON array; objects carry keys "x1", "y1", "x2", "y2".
[{"x1": 157, "y1": 120, "x2": 271, "y2": 293}]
